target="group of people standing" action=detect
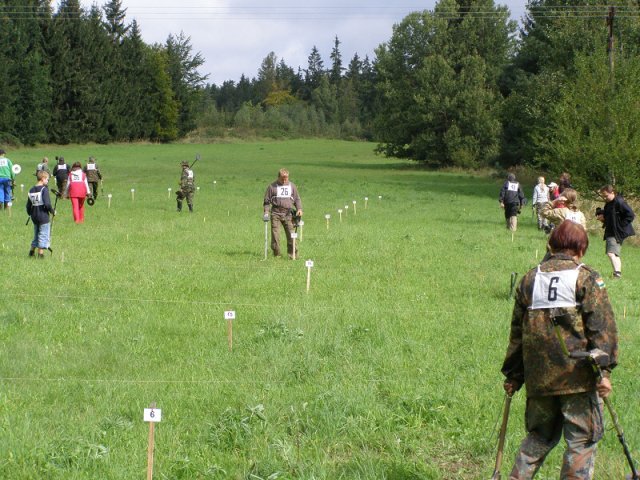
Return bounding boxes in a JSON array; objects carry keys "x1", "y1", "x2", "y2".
[{"x1": 500, "y1": 171, "x2": 635, "y2": 279}]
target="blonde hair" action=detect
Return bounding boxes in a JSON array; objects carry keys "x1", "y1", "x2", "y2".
[
  {"x1": 36, "y1": 171, "x2": 49, "y2": 181},
  {"x1": 537, "y1": 176, "x2": 545, "y2": 185},
  {"x1": 278, "y1": 168, "x2": 289, "y2": 178}
]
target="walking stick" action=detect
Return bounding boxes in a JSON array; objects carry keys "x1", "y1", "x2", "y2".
[{"x1": 490, "y1": 394, "x2": 512, "y2": 480}]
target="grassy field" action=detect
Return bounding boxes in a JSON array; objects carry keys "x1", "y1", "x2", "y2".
[{"x1": 0, "y1": 139, "x2": 638, "y2": 479}]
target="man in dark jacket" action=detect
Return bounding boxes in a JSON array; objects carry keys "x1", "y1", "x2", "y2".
[
  {"x1": 597, "y1": 184, "x2": 635, "y2": 278},
  {"x1": 502, "y1": 220, "x2": 618, "y2": 479},
  {"x1": 499, "y1": 173, "x2": 525, "y2": 231}
]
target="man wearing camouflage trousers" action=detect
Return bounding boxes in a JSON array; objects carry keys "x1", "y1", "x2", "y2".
[
  {"x1": 177, "y1": 161, "x2": 195, "y2": 213},
  {"x1": 263, "y1": 168, "x2": 303, "y2": 258},
  {"x1": 501, "y1": 220, "x2": 618, "y2": 479}
]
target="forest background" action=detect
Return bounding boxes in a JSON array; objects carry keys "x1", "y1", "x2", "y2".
[{"x1": 2, "y1": 0, "x2": 640, "y2": 193}]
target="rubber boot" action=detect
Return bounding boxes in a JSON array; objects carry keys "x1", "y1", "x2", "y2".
[
  {"x1": 188, "y1": 204, "x2": 193, "y2": 213},
  {"x1": 177, "y1": 200, "x2": 182, "y2": 212},
  {"x1": 29, "y1": 249, "x2": 35, "y2": 257}
]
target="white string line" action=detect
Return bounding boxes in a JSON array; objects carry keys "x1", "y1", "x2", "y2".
[{"x1": 1, "y1": 292, "x2": 471, "y2": 314}]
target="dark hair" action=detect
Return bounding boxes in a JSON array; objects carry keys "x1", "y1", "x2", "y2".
[
  {"x1": 72, "y1": 161, "x2": 82, "y2": 169},
  {"x1": 599, "y1": 184, "x2": 615, "y2": 194},
  {"x1": 548, "y1": 220, "x2": 589, "y2": 257}
]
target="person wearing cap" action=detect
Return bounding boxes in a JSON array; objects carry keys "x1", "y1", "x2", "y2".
[
  {"x1": 499, "y1": 173, "x2": 525, "y2": 231},
  {"x1": 542, "y1": 188, "x2": 587, "y2": 231},
  {"x1": 64, "y1": 162, "x2": 91, "y2": 223},
  {"x1": 83, "y1": 156, "x2": 102, "y2": 199},
  {"x1": 52, "y1": 156, "x2": 71, "y2": 194},
  {"x1": 0, "y1": 148, "x2": 16, "y2": 211},
  {"x1": 263, "y1": 168, "x2": 303, "y2": 258},
  {"x1": 548, "y1": 182, "x2": 560, "y2": 201},
  {"x1": 176, "y1": 161, "x2": 195, "y2": 213}
]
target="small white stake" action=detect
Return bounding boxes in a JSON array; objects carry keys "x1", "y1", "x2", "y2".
[
  {"x1": 352, "y1": 200, "x2": 357, "y2": 215},
  {"x1": 305, "y1": 260, "x2": 314, "y2": 293},
  {"x1": 298, "y1": 220, "x2": 304, "y2": 241},
  {"x1": 291, "y1": 232, "x2": 298, "y2": 260},
  {"x1": 20, "y1": 184, "x2": 24, "y2": 192},
  {"x1": 167, "y1": 187, "x2": 171, "y2": 199},
  {"x1": 107, "y1": 193, "x2": 112, "y2": 208},
  {"x1": 365, "y1": 197, "x2": 368, "y2": 209},
  {"x1": 224, "y1": 311, "x2": 235, "y2": 351},
  {"x1": 131, "y1": 188, "x2": 135, "y2": 202},
  {"x1": 144, "y1": 402, "x2": 161, "y2": 480},
  {"x1": 344, "y1": 205, "x2": 348, "y2": 217},
  {"x1": 325, "y1": 214, "x2": 330, "y2": 230},
  {"x1": 378, "y1": 195, "x2": 382, "y2": 200},
  {"x1": 338, "y1": 209, "x2": 343, "y2": 222}
]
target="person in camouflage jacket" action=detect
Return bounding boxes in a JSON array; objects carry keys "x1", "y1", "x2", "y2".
[
  {"x1": 83, "y1": 156, "x2": 102, "y2": 199},
  {"x1": 501, "y1": 220, "x2": 618, "y2": 479},
  {"x1": 177, "y1": 161, "x2": 195, "y2": 213},
  {"x1": 262, "y1": 168, "x2": 303, "y2": 258}
]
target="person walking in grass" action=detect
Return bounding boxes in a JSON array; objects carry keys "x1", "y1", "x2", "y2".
[
  {"x1": 499, "y1": 173, "x2": 525, "y2": 231},
  {"x1": 263, "y1": 168, "x2": 303, "y2": 258},
  {"x1": 502, "y1": 220, "x2": 618, "y2": 479},
  {"x1": 52, "y1": 156, "x2": 70, "y2": 194},
  {"x1": 26, "y1": 171, "x2": 55, "y2": 258},
  {"x1": 64, "y1": 162, "x2": 91, "y2": 224},
  {"x1": 532, "y1": 176, "x2": 549, "y2": 231},
  {"x1": 83, "y1": 156, "x2": 102, "y2": 199},
  {"x1": 597, "y1": 184, "x2": 635, "y2": 279},
  {"x1": 541, "y1": 188, "x2": 586, "y2": 231},
  {"x1": 176, "y1": 161, "x2": 195, "y2": 213},
  {"x1": 0, "y1": 148, "x2": 16, "y2": 212}
]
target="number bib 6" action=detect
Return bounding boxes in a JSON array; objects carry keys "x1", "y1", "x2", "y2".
[{"x1": 530, "y1": 264, "x2": 583, "y2": 310}]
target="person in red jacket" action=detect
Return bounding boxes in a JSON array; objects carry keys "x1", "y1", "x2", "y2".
[{"x1": 64, "y1": 162, "x2": 91, "y2": 223}]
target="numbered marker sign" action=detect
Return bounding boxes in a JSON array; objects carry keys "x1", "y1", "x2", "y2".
[
  {"x1": 291, "y1": 232, "x2": 298, "y2": 239},
  {"x1": 144, "y1": 408, "x2": 162, "y2": 423},
  {"x1": 305, "y1": 260, "x2": 314, "y2": 268},
  {"x1": 224, "y1": 310, "x2": 236, "y2": 320}
]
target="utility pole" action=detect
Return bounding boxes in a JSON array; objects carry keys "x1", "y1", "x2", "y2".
[{"x1": 607, "y1": 6, "x2": 615, "y2": 80}]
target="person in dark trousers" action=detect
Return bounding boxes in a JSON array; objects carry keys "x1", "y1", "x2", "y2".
[
  {"x1": 597, "y1": 184, "x2": 635, "y2": 278},
  {"x1": 26, "y1": 171, "x2": 56, "y2": 258},
  {"x1": 263, "y1": 168, "x2": 303, "y2": 258},
  {"x1": 502, "y1": 220, "x2": 618, "y2": 479},
  {"x1": 499, "y1": 173, "x2": 525, "y2": 231},
  {"x1": 52, "y1": 156, "x2": 70, "y2": 194},
  {"x1": 83, "y1": 156, "x2": 102, "y2": 199}
]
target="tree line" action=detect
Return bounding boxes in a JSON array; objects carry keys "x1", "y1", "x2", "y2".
[
  {"x1": 0, "y1": 0, "x2": 205, "y2": 145},
  {"x1": 2, "y1": 0, "x2": 640, "y2": 193}
]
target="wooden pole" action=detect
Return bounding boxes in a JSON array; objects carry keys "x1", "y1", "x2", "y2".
[{"x1": 146, "y1": 402, "x2": 156, "y2": 480}]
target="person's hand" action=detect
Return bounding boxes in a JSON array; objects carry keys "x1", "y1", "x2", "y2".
[
  {"x1": 296, "y1": 209, "x2": 303, "y2": 217},
  {"x1": 596, "y1": 376, "x2": 612, "y2": 398},
  {"x1": 500, "y1": 202, "x2": 505, "y2": 209},
  {"x1": 263, "y1": 213, "x2": 269, "y2": 222},
  {"x1": 503, "y1": 379, "x2": 520, "y2": 396}
]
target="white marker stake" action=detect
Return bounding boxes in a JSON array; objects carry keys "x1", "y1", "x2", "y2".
[
  {"x1": 378, "y1": 195, "x2": 382, "y2": 201},
  {"x1": 338, "y1": 209, "x2": 343, "y2": 222},
  {"x1": 224, "y1": 310, "x2": 235, "y2": 351},
  {"x1": 213, "y1": 181, "x2": 217, "y2": 189},
  {"x1": 107, "y1": 193, "x2": 112, "y2": 208},
  {"x1": 20, "y1": 184, "x2": 24, "y2": 192},
  {"x1": 352, "y1": 200, "x2": 357, "y2": 215},
  {"x1": 344, "y1": 205, "x2": 348, "y2": 217},
  {"x1": 61, "y1": 251, "x2": 65, "y2": 263},
  {"x1": 263, "y1": 221, "x2": 269, "y2": 260},
  {"x1": 325, "y1": 214, "x2": 330, "y2": 230},
  {"x1": 197, "y1": 186, "x2": 200, "y2": 191},
  {"x1": 131, "y1": 188, "x2": 135, "y2": 202},
  {"x1": 298, "y1": 220, "x2": 304, "y2": 241},
  {"x1": 365, "y1": 197, "x2": 368, "y2": 209},
  {"x1": 144, "y1": 403, "x2": 161, "y2": 480},
  {"x1": 305, "y1": 260, "x2": 314, "y2": 293},
  {"x1": 291, "y1": 232, "x2": 298, "y2": 260},
  {"x1": 167, "y1": 188, "x2": 171, "y2": 199}
]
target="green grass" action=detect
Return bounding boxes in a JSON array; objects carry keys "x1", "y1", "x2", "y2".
[{"x1": 1, "y1": 139, "x2": 638, "y2": 479}]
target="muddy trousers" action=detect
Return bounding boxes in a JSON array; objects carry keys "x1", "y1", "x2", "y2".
[{"x1": 509, "y1": 392, "x2": 603, "y2": 480}]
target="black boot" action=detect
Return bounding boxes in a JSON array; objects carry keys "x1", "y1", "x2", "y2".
[
  {"x1": 28, "y1": 249, "x2": 35, "y2": 257},
  {"x1": 177, "y1": 200, "x2": 182, "y2": 212},
  {"x1": 188, "y1": 204, "x2": 193, "y2": 213}
]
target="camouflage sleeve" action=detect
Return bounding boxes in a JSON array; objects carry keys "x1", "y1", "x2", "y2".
[
  {"x1": 501, "y1": 279, "x2": 527, "y2": 386},
  {"x1": 579, "y1": 269, "x2": 619, "y2": 374},
  {"x1": 263, "y1": 183, "x2": 274, "y2": 210}
]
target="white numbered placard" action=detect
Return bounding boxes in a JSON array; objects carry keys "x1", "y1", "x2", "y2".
[
  {"x1": 131, "y1": 188, "x2": 135, "y2": 192},
  {"x1": 298, "y1": 220, "x2": 304, "y2": 226},
  {"x1": 224, "y1": 310, "x2": 236, "y2": 320},
  {"x1": 291, "y1": 232, "x2": 298, "y2": 239},
  {"x1": 144, "y1": 408, "x2": 162, "y2": 422},
  {"x1": 305, "y1": 260, "x2": 314, "y2": 268},
  {"x1": 325, "y1": 214, "x2": 330, "y2": 219}
]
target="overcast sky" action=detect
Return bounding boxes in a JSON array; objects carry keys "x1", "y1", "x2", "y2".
[{"x1": 70, "y1": 1, "x2": 528, "y2": 85}]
